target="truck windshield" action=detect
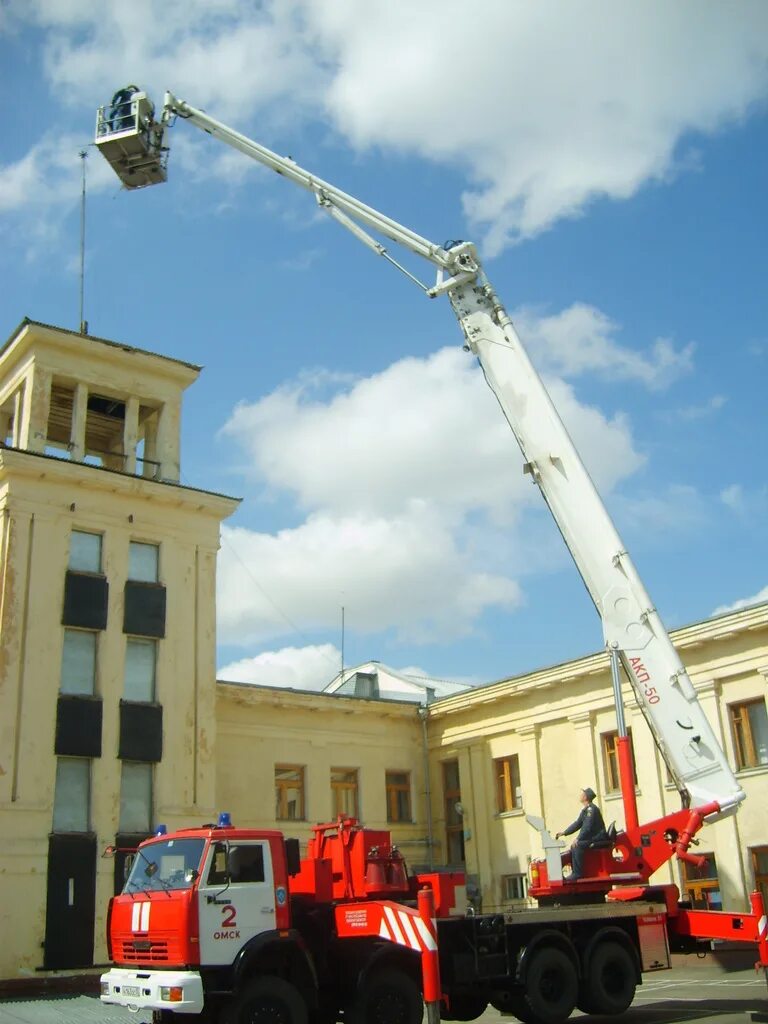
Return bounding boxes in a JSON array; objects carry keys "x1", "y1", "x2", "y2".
[{"x1": 124, "y1": 838, "x2": 206, "y2": 894}]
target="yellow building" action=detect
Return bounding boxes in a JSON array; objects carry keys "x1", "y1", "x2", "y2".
[
  {"x1": 0, "y1": 320, "x2": 239, "y2": 979},
  {"x1": 0, "y1": 318, "x2": 766, "y2": 983},
  {"x1": 214, "y1": 603, "x2": 768, "y2": 917}
]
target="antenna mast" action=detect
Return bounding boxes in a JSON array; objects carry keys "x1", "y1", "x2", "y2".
[
  {"x1": 78, "y1": 150, "x2": 88, "y2": 335},
  {"x1": 340, "y1": 606, "x2": 345, "y2": 684}
]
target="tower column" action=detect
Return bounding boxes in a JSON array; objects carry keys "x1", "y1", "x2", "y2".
[
  {"x1": 143, "y1": 413, "x2": 159, "y2": 479},
  {"x1": 156, "y1": 400, "x2": 181, "y2": 482},
  {"x1": 19, "y1": 366, "x2": 52, "y2": 453},
  {"x1": 70, "y1": 382, "x2": 88, "y2": 461},
  {"x1": 123, "y1": 396, "x2": 139, "y2": 475}
]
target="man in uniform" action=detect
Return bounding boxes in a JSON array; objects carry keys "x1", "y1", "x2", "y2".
[{"x1": 555, "y1": 787, "x2": 607, "y2": 881}]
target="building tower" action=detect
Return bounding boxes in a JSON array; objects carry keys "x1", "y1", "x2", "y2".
[{"x1": 0, "y1": 320, "x2": 239, "y2": 978}]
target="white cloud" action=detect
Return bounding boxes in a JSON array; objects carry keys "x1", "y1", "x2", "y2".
[
  {"x1": 0, "y1": 134, "x2": 115, "y2": 217},
  {"x1": 217, "y1": 305, "x2": 652, "y2": 647},
  {"x1": 218, "y1": 643, "x2": 340, "y2": 690},
  {"x1": 514, "y1": 304, "x2": 694, "y2": 389},
  {"x1": 713, "y1": 586, "x2": 768, "y2": 616},
  {"x1": 221, "y1": 334, "x2": 644, "y2": 523},
  {"x1": 661, "y1": 395, "x2": 727, "y2": 422},
  {"x1": 4, "y1": 2, "x2": 768, "y2": 252},
  {"x1": 719, "y1": 483, "x2": 768, "y2": 517},
  {"x1": 720, "y1": 484, "x2": 745, "y2": 512},
  {"x1": 613, "y1": 484, "x2": 708, "y2": 535},
  {"x1": 301, "y1": 1, "x2": 768, "y2": 251},
  {"x1": 217, "y1": 511, "x2": 523, "y2": 647}
]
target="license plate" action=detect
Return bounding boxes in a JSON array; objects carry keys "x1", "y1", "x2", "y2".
[{"x1": 122, "y1": 986, "x2": 141, "y2": 997}]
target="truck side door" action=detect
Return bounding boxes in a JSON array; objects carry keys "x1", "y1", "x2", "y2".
[{"x1": 197, "y1": 841, "x2": 276, "y2": 965}]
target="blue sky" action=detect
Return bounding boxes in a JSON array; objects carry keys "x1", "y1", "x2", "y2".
[{"x1": 1, "y1": 2, "x2": 767, "y2": 690}]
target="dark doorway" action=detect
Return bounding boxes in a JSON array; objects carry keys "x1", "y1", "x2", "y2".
[{"x1": 44, "y1": 834, "x2": 97, "y2": 969}]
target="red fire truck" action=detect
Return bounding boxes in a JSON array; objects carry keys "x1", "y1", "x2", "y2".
[
  {"x1": 100, "y1": 812, "x2": 767, "y2": 1024},
  {"x1": 94, "y1": 90, "x2": 768, "y2": 1023}
]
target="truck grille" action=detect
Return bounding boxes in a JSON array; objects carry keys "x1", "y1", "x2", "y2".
[{"x1": 116, "y1": 939, "x2": 169, "y2": 962}]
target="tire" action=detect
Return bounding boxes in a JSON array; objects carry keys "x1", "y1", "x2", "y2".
[
  {"x1": 577, "y1": 940, "x2": 636, "y2": 1015},
  {"x1": 230, "y1": 976, "x2": 308, "y2": 1024},
  {"x1": 521, "y1": 947, "x2": 578, "y2": 1024},
  {"x1": 347, "y1": 968, "x2": 423, "y2": 1024},
  {"x1": 490, "y1": 989, "x2": 531, "y2": 1021},
  {"x1": 441, "y1": 992, "x2": 489, "y2": 1021}
]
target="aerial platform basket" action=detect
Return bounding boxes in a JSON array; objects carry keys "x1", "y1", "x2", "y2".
[{"x1": 95, "y1": 88, "x2": 168, "y2": 189}]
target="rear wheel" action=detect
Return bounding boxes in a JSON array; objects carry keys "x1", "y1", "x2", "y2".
[
  {"x1": 441, "y1": 992, "x2": 489, "y2": 1021},
  {"x1": 347, "y1": 968, "x2": 422, "y2": 1024},
  {"x1": 521, "y1": 946, "x2": 578, "y2": 1024},
  {"x1": 230, "y1": 977, "x2": 308, "y2": 1024},
  {"x1": 577, "y1": 940, "x2": 636, "y2": 1015},
  {"x1": 490, "y1": 989, "x2": 532, "y2": 1021}
]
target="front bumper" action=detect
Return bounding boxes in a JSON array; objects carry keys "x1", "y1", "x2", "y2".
[{"x1": 100, "y1": 967, "x2": 205, "y2": 1014}]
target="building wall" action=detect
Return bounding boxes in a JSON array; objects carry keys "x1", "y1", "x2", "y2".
[
  {"x1": 0, "y1": 414, "x2": 237, "y2": 976},
  {"x1": 427, "y1": 603, "x2": 768, "y2": 913},
  {"x1": 215, "y1": 684, "x2": 432, "y2": 865}
]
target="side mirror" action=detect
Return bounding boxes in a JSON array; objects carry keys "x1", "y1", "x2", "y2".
[{"x1": 285, "y1": 838, "x2": 301, "y2": 877}]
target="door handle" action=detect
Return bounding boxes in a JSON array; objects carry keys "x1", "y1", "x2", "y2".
[{"x1": 261, "y1": 907, "x2": 274, "y2": 914}]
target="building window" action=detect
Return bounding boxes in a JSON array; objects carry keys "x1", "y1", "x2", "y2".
[
  {"x1": 124, "y1": 638, "x2": 157, "y2": 702},
  {"x1": 442, "y1": 760, "x2": 465, "y2": 865},
  {"x1": 119, "y1": 762, "x2": 153, "y2": 833},
  {"x1": 331, "y1": 768, "x2": 359, "y2": 819},
  {"x1": 730, "y1": 699, "x2": 768, "y2": 770},
  {"x1": 601, "y1": 729, "x2": 638, "y2": 792},
  {"x1": 752, "y1": 847, "x2": 768, "y2": 907},
  {"x1": 502, "y1": 873, "x2": 528, "y2": 901},
  {"x1": 69, "y1": 531, "x2": 102, "y2": 573},
  {"x1": 129, "y1": 541, "x2": 159, "y2": 583},
  {"x1": 275, "y1": 765, "x2": 305, "y2": 820},
  {"x1": 60, "y1": 629, "x2": 97, "y2": 696},
  {"x1": 385, "y1": 771, "x2": 412, "y2": 823},
  {"x1": 680, "y1": 853, "x2": 721, "y2": 910},
  {"x1": 494, "y1": 755, "x2": 522, "y2": 813},
  {"x1": 52, "y1": 757, "x2": 90, "y2": 832}
]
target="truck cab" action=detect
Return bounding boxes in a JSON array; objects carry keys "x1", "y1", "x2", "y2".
[{"x1": 102, "y1": 817, "x2": 293, "y2": 1014}]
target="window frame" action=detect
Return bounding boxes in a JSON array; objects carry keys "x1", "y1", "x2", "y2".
[
  {"x1": 68, "y1": 530, "x2": 103, "y2": 574},
  {"x1": 494, "y1": 754, "x2": 521, "y2": 814},
  {"x1": 331, "y1": 767, "x2": 359, "y2": 819},
  {"x1": 385, "y1": 770, "x2": 412, "y2": 824},
  {"x1": 128, "y1": 541, "x2": 160, "y2": 583},
  {"x1": 751, "y1": 846, "x2": 768, "y2": 907},
  {"x1": 680, "y1": 852, "x2": 721, "y2": 910},
  {"x1": 52, "y1": 756, "x2": 91, "y2": 833},
  {"x1": 501, "y1": 873, "x2": 528, "y2": 902},
  {"x1": 60, "y1": 628, "x2": 98, "y2": 696},
  {"x1": 601, "y1": 728, "x2": 638, "y2": 793},
  {"x1": 442, "y1": 759, "x2": 464, "y2": 865},
  {"x1": 124, "y1": 636, "x2": 158, "y2": 703},
  {"x1": 275, "y1": 765, "x2": 305, "y2": 821},
  {"x1": 729, "y1": 698, "x2": 768, "y2": 771},
  {"x1": 119, "y1": 761, "x2": 153, "y2": 834}
]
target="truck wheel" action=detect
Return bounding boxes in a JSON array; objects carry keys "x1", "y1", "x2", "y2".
[
  {"x1": 348, "y1": 968, "x2": 422, "y2": 1024},
  {"x1": 490, "y1": 989, "x2": 530, "y2": 1020},
  {"x1": 521, "y1": 947, "x2": 577, "y2": 1024},
  {"x1": 230, "y1": 976, "x2": 308, "y2": 1024},
  {"x1": 441, "y1": 993, "x2": 489, "y2": 1021},
  {"x1": 577, "y1": 940, "x2": 636, "y2": 1015}
]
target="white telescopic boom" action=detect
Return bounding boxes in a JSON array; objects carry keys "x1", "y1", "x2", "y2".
[{"x1": 95, "y1": 90, "x2": 745, "y2": 820}]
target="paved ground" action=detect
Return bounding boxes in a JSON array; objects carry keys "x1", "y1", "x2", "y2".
[{"x1": 0, "y1": 964, "x2": 765, "y2": 1023}]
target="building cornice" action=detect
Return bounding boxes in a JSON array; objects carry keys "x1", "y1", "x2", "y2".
[
  {"x1": 3, "y1": 319, "x2": 201, "y2": 384},
  {"x1": 0, "y1": 446, "x2": 240, "y2": 517},
  {"x1": 216, "y1": 679, "x2": 422, "y2": 718},
  {"x1": 428, "y1": 602, "x2": 768, "y2": 718}
]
